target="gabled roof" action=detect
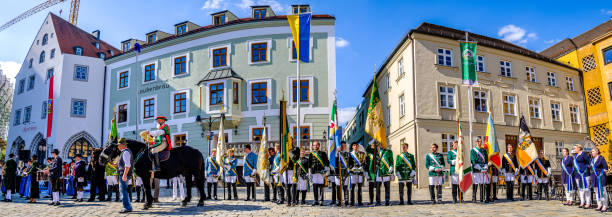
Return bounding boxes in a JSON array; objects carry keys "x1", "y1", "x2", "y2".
[
  {"x1": 197, "y1": 68, "x2": 243, "y2": 85},
  {"x1": 541, "y1": 20, "x2": 612, "y2": 59},
  {"x1": 50, "y1": 13, "x2": 119, "y2": 58}
]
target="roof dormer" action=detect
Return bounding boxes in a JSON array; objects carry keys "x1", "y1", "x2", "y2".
[
  {"x1": 211, "y1": 10, "x2": 238, "y2": 26},
  {"x1": 251, "y1": 6, "x2": 275, "y2": 19},
  {"x1": 174, "y1": 21, "x2": 200, "y2": 36},
  {"x1": 121, "y1": 38, "x2": 145, "y2": 52},
  {"x1": 145, "y1": 30, "x2": 171, "y2": 44},
  {"x1": 291, "y1": 5, "x2": 310, "y2": 14}
]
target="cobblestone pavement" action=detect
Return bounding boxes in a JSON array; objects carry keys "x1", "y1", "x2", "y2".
[{"x1": 0, "y1": 184, "x2": 607, "y2": 217}]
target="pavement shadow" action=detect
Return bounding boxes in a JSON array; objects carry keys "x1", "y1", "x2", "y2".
[
  {"x1": 142, "y1": 204, "x2": 269, "y2": 215},
  {"x1": 56, "y1": 203, "x2": 106, "y2": 208}
]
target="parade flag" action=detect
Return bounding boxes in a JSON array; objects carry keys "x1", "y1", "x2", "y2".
[
  {"x1": 257, "y1": 127, "x2": 270, "y2": 185},
  {"x1": 280, "y1": 100, "x2": 293, "y2": 168},
  {"x1": 330, "y1": 126, "x2": 342, "y2": 169},
  {"x1": 329, "y1": 99, "x2": 339, "y2": 168},
  {"x1": 46, "y1": 75, "x2": 54, "y2": 138},
  {"x1": 459, "y1": 167, "x2": 473, "y2": 193},
  {"x1": 484, "y1": 112, "x2": 501, "y2": 168},
  {"x1": 517, "y1": 116, "x2": 538, "y2": 168},
  {"x1": 455, "y1": 117, "x2": 465, "y2": 179},
  {"x1": 109, "y1": 109, "x2": 118, "y2": 141},
  {"x1": 460, "y1": 42, "x2": 478, "y2": 85},
  {"x1": 287, "y1": 13, "x2": 311, "y2": 62},
  {"x1": 329, "y1": 100, "x2": 337, "y2": 139},
  {"x1": 215, "y1": 111, "x2": 226, "y2": 169},
  {"x1": 365, "y1": 75, "x2": 388, "y2": 149}
]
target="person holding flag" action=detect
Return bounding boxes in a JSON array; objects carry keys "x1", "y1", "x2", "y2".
[
  {"x1": 348, "y1": 142, "x2": 366, "y2": 207},
  {"x1": 265, "y1": 148, "x2": 277, "y2": 202},
  {"x1": 365, "y1": 142, "x2": 379, "y2": 206},
  {"x1": 242, "y1": 145, "x2": 258, "y2": 202},
  {"x1": 308, "y1": 141, "x2": 329, "y2": 206},
  {"x1": 295, "y1": 148, "x2": 310, "y2": 205},
  {"x1": 425, "y1": 143, "x2": 445, "y2": 204},
  {"x1": 534, "y1": 150, "x2": 551, "y2": 200},
  {"x1": 205, "y1": 149, "x2": 220, "y2": 200},
  {"x1": 573, "y1": 144, "x2": 591, "y2": 208},
  {"x1": 375, "y1": 144, "x2": 393, "y2": 206},
  {"x1": 396, "y1": 143, "x2": 416, "y2": 205},
  {"x1": 471, "y1": 138, "x2": 489, "y2": 203},
  {"x1": 519, "y1": 162, "x2": 535, "y2": 201},
  {"x1": 330, "y1": 141, "x2": 349, "y2": 207},
  {"x1": 501, "y1": 144, "x2": 519, "y2": 201},
  {"x1": 483, "y1": 112, "x2": 501, "y2": 202},
  {"x1": 272, "y1": 144, "x2": 285, "y2": 205},
  {"x1": 447, "y1": 141, "x2": 460, "y2": 203},
  {"x1": 223, "y1": 148, "x2": 238, "y2": 200}
]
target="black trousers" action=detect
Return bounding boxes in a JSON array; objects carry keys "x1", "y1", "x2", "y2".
[
  {"x1": 285, "y1": 183, "x2": 296, "y2": 204},
  {"x1": 312, "y1": 184, "x2": 324, "y2": 204},
  {"x1": 368, "y1": 181, "x2": 376, "y2": 204},
  {"x1": 330, "y1": 182, "x2": 337, "y2": 203},
  {"x1": 506, "y1": 181, "x2": 514, "y2": 200},
  {"x1": 335, "y1": 183, "x2": 348, "y2": 205},
  {"x1": 350, "y1": 182, "x2": 363, "y2": 205},
  {"x1": 264, "y1": 184, "x2": 271, "y2": 201},
  {"x1": 88, "y1": 177, "x2": 107, "y2": 201},
  {"x1": 226, "y1": 182, "x2": 237, "y2": 199},
  {"x1": 206, "y1": 182, "x2": 218, "y2": 199},
  {"x1": 398, "y1": 182, "x2": 413, "y2": 204},
  {"x1": 521, "y1": 183, "x2": 532, "y2": 200},
  {"x1": 451, "y1": 184, "x2": 461, "y2": 202},
  {"x1": 277, "y1": 184, "x2": 285, "y2": 203},
  {"x1": 376, "y1": 181, "x2": 390, "y2": 204},
  {"x1": 246, "y1": 182, "x2": 256, "y2": 200}
]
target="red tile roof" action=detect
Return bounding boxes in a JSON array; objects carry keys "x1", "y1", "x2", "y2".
[
  {"x1": 50, "y1": 13, "x2": 119, "y2": 58},
  {"x1": 541, "y1": 20, "x2": 612, "y2": 59}
]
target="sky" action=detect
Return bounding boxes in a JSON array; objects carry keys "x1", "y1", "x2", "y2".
[{"x1": 1, "y1": 0, "x2": 611, "y2": 125}]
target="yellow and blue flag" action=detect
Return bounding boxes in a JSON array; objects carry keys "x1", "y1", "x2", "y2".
[{"x1": 287, "y1": 13, "x2": 311, "y2": 63}]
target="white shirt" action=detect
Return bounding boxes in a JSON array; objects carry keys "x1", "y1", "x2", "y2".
[{"x1": 121, "y1": 149, "x2": 131, "y2": 168}]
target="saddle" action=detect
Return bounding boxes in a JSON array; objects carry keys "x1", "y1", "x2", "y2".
[{"x1": 148, "y1": 150, "x2": 171, "y2": 163}]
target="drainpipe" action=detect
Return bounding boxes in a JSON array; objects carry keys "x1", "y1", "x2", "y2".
[
  {"x1": 410, "y1": 35, "x2": 420, "y2": 188},
  {"x1": 568, "y1": 38, "x2": 589, "y2": 136},
  {"x1": 101, "y1": 65, "x2": 107, "y2": 147}
]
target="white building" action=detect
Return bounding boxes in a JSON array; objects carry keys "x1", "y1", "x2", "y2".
[{"x1": 7, "y1": 13, "x2": 119, "y2": 162}]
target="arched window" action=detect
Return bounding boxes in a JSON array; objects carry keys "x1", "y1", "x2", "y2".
[
  {"x1": 39, "y1": 51, "x2": 45, "y2": 63},
  {"x1": 28, "y1": 58, "x2": 33, "y2": 68},
  {"x1": 42, "y1": 34, "x2": 49, "y2": 45},
  {"x1": 67, "y1": 137, "x2": 93, "y2": 160},
  {"x1": 74, "y1": 46, "x2": 83, "y2": 56}
]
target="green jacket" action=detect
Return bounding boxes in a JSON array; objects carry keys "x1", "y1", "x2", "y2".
[
  {"x1": 395, "y1": 152, "x2": 416, "y2": 181},
  {"x1": 105, "y1": 164, "x2": 118, "y2": 176},
  {"x1": 470, "y1": 147, "x2": 488, "y2": 173},
  {"x1": 425, "y1": 152, "x2": 445, "y2": 177},
  {"x1": 447, "y1": 150, "x2": 458, "y2": 175},
  {"x1": 377, "y1": 149, "x2": 394, "y2": 177},
  {"x1": 365, "y1": 145, "x2": 379, "y2": 181}
]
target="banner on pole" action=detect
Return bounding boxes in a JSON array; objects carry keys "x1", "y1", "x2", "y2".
[{"x1": 460, "y1": 42, "x2": 478, "y2": 85}]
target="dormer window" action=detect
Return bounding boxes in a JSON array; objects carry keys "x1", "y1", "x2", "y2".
[
  {"x1": 176, "y1": 24, "x2": 187, "y2": 36},
  {"x1": 108, "y1": 50, "x2": 114, "y2": 56},
  {"x1": 42, "y1": 34, "x2": 49, "y2": 45},
  {"x1": 122, "y1": 42, "x2": 130, "y2": 52},
  {"x1": 213, "y1": 14, "x2": 225, "y2": 26},
  {"x1": 74, "y1": 46, "x2": 83, "y2": 56},
  {"x1": 147, "y1": 34, "x2": 156, "y2": 44},
  {"x1": 94, "y1": 42, "x2": 100, "y2": 49},
  {"x1": 98, "y1": 52, "x2": 106, "y2": 59},
  {"x1": 292, "y1": 6, "x2": 309, "y2": 14},
  {"x1": 254, "y1": 9, "x2": 266, "y2": 19}
]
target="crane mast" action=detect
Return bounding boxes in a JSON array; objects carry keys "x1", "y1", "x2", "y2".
[{"x1": 0, "y1": 0, "x2": 80, "y2": 33}]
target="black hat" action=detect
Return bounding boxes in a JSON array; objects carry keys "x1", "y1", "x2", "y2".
[
  {"x1": 75, "y1": 154, "x2": 83, "y2": 158},
  {"x1": 52, "y1": 149, "x2": 60, "y2": 155}
]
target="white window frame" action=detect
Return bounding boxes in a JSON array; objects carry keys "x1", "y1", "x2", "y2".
[
  {"x1": 569, "y1": 105, "x2": 579, "y2": 124},
  {"x1": 27, "y1": 75, "x2": 35, "y2": 90},
  {"x1": 201, "y1": 80, "x2": 228, "y2": 114},
  {"x1": 474, "y1": 90, "x2": 488, "y2": 112},
  {"x1": 551, "y1": 102, "x2": 561, "y2": 122},
  {"x1": 547, "y1": 72, "x2": 557, "y2": 87},
  {"x1": 503, "y1": 94, "x2": 516, "y2": 116},
  {"x1": 437, "y1": 48, "x2": 453, "y2": 66},
  {"x1": 398, "y1": 57, "x2": 404, "y2": 77},
  {"x1": 399, "y1": 94, "x2": 405, "y2": 117},
  {"x1": 555, "y1": 141, "x2": 564, "y2": 157},
  {"x1": 500, "y1": 60, "x2": 512, "y2": 77},
  {"x1": 18, "y1": 79, "x2": 25, "y2": 94},
  {"x1": 74, "y1": 65, "x2": 89, "y2": 81},
  {"x1": 287, "y1": 37, "x2": 314, "y2": 62},
  {"x1": 441, "y1": 133, "x2": 456, "y2": 154},
  {"x1": 172, "y1": 52, "x2": 191, "y2": 77},
  {"x1": 115, "y1": 101, "x2": 130, "y2": 124},
  {"x1": 140, "y1": 95, "x2": 158, "y2": 121},
  {"x1": 289, "y1": 123, "x2": 313, "y2": 141},
  {"x1": 529, "y1": 98, "x2": 541, "y2": 119},
  {"x1": 117, "y1": 68, "x2": 130, "y2": 90},
  {"x1": 288, "y1": 76, "x2": 314, "y2": 107},
  {"x1": 439, "y1": 85, "x2": 455, "y2": 109},
  {"x1": 248, "y1": 125, "x2": 270, "y2": 142},
  {"x1": 525, "y1": 66, "x2": 537, "y2": 82},
  {"x1": 566, "y1": 76, "x2": 575, "y2": 91},
  {"x1": 170, "y1": 89, "x2": 190, "y2": 117},
  {"x1": 477, "y1": 55, "x2": 485, "y2": 72},
  {"x1": 14, "y1": 109, "x2": 22, "y2": 126},
  {"x1": 247, "y1": 78, "x2": 273, "y2": 110},
  {"x1": 41, "y1": 101, "x2": 47, "y2": 119},
  {"x1": 209, "y1": 44, "x2": 230, "y2": 70},
  {"x1": 24, "y1": 106, "x2": 32, "y2": 123},
  {"x1": 386, "y1": 106, "x2": 391, "y2": 128},
  {"x1": 247, "y1": 39, "x2": 272, "y2": 65},
  {"x1": 141, "y1": 61, "x2": 158, "y2": 84},
  {"x1": 70, "y1": 99, "x2": 87, "y2": 118}
]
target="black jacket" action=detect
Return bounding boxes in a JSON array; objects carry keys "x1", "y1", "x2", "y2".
[
  {"x1": 50, "y1": 157, "x2": 63, "y2": 179},
  {"x1": 309, "y1": 150, "x2": 329, "y2": 174}
]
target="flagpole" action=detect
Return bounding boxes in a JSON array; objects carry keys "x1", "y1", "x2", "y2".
[
  {"x1": 296, "y1": 6, "x2": 301, "y2": 150},
  {"x1": 336, "y1": 99, "x2": 343, "y2": 207},
  {"x1": 465, "y1": 32, "x2": 473, "y2": 151},
  {"x1": 135, "y1": 46, "x2": 140, "y2": 139}
]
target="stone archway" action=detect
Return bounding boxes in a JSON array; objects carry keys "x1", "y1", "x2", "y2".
[
  {"x1": 10, "y1": 136, "x2": 25, "y2": 155},
  {"x1": 30, "y1": 133, "x2": 47, "y2": 165},
  {"x1": 63, "y1": 131, "x2": 99, "y2": 160}
]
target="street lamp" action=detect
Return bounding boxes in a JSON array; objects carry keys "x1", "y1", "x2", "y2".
[{"x1": 196, "y1": 113, "x2": 225, "y2": 157}]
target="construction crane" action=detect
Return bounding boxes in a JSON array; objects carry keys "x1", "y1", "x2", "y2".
[{"x1": 0, "y1": 0, "x2": 80, "y2": 33}]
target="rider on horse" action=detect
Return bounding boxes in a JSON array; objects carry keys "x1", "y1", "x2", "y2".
[{"x1": 147, "y1": 116, "x2": 173, "y2": 171}]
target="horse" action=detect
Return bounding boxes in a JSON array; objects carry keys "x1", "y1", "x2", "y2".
[
  {"x1": 87, "y1": 148, "x2": 107, "y2": 202},
  {"x1": 100, "y1": 139, "x2": 205, "y2": 209}
]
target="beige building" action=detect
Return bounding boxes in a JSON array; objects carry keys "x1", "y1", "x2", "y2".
[{"x1": 361, "y1": 23, "x2": 588, "y2": 187}]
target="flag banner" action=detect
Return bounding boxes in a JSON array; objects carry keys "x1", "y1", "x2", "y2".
[
  {"x1": 456, "y1": 121, "x2": 465, "y2": 179},
  {"x1": 109, "y1": 110, "x2": 118, "y2": 141},
  {"x1": 517, "y1": 116, "x2": 538, "y2": 168},
  {"x1": 459, "y1": 166, "x2": 473, "y2": 193},
  {"x1": 216, "y1": 113, "x2": 226, "y2": 171},
  {"x1": 257, "y1": 127, "x2": 270, "y2": 185},
  {"x1": 287, "y1": 13, "x2": 311, "y2": 63},
  {"x1": 329, "y1": 100, "x2": 337, "y2": 139},
  {"x1": 280, "y1": 100, "x2": 293, "y2": 168},
  {"x1": 330, "y1": 126, "x2": 342, "y2": 169},
  {"x1": 365, "y1": 76, "x2": 388, "y2": 149},
  {"x1": 460, "y1": 42, "x2": 478, "y2": 85},
  {"x1": 46, "y1": 76, "x2": 54, "y2": 138},
  {"x1": 484, "y1": 112, "x2": 501, "y2": 168}
]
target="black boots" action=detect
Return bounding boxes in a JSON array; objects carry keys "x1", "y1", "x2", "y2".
[
  {"x1": 330, "y1": 183, "x2": 337, "y2": 206},
  {"x1": 451, "y1": 184, "x2": 458, "y2": 203},
  {"x1": 277, "y1": 186, "x2": 285, "y2": 204},
  {"x1": 245, "y1": 183, "x2": 252, "y2": 201},
  {"x1": 429, "y1": 185, "x2": 436, "y2": 204},
  {"x1": 492, "y1": 183, "x2": 498, "y2": 201},
  {"x1": 153, "y1": 153, "x2": 161, "y2": 172},
  {"x1": 312, "y1": 184, "x2": 319, "y2": 205},
  {"x1": 399, "y1": 183, "x2": 405, "y2": 205},
  {"x1": 472, "y1": 184, "x2": 477, "y2": 203},
  {"x1": 226, "y1": 183, "x2": 237, "y2": 200},
  {"x1": 506, "y1": 181, "x2": 514, "y2": 200},
  {"x1": 436, "y1": 185, "x2": 442, "y2": 203},
  {"x1": 368, "y1": 182, "x2": 375, "y2": 205}
]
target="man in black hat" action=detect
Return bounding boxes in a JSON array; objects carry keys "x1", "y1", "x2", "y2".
[
  {"x1": 117, "y1": 138, "x2": 133, "y2": 213},
  {"x1": 48, "y1": 149, "x2": 63, "y2": 206},
  {"x1": 74, "y1": 154, "x2": 87, "y2": 202},
  {"x1": 3, "y1": 154, "x2": 17, "y2": 202},
  {"x1": 147, "y1": 116, "x2": 172, "y2": 172}
]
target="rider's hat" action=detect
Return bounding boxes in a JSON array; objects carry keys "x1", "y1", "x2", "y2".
[
  {"x1": 117, "y1": 138, "x2": 128, "y2": 145},
  {"x1": 155, "y1": 116, "x2": 167, "y2": 121},
  {"x1": 227, "y1": 148, "x2": 235, "y2": 154}
]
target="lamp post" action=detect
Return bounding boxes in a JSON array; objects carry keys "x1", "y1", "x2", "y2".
[{"x1": 196, "y1": 114, "x2": 225, "y2": 158}]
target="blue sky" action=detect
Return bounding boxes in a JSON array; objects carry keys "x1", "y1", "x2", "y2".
[{"x1": 1, "y1": 0, "x2": 611, "y2": 124}]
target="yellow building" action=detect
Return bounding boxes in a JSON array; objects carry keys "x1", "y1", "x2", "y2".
[{"x1": 541, "y1": 19, "x2": 612, "y2": 164}]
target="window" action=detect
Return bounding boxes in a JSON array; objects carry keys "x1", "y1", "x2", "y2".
[
  {"x1": 210, "y1": 83, "x2": 224, "y2": 105},
  {"x1": 118, "y1": 104, "x2": 127, "y2": 123},
  {"x1": 174, "y1": 134, "x2": 186, "y2": 147},
  {"x1": 500, "y1": 60, "x2": 512, "y2": 77},
  {"x1": 386, "y1": 106, "x2": 391, "y2": 127},
  {"x1": 176, "y1": 24, "x2": 187, "y2": 36},
  {"x1": 441, "y1": 133, "x2": 456, "y2": 153},
  {"x1": 437, "y1": 48, "x2": 452, "y2": 66},
  {"x1": 47, "y1": 68, "x2": 54, "y2": 80},
  {"x1": 98, "y1": 53, "x2": 106, "y2": 59},
  {"x1": 439, "y1": 86, "x2": 455, "y2": 109},
  {"x1": 252, "y1": 128, "x2": 264, "y2": 141},
  {"x1": 74, "y1": 65, "x2": 88, "y2": 81},
  {"x1": 251, "y1": 43, "x2": 267, "y2": 62},
  {"x1": 94, "y1": 42, "x2": 100, "y2": 49},
  {"x1": 122, "y1": 42, "x2": 130, "y2": 52},
  {"x1": 254, "y1": 9, "x2": 266, "y2": 19},
  {"x1": 39, "y1": 51, "x2": 45, "y2": 63},
  {"x1": 233, "y1": 82, "x2": 239, "y2": 104},
  {"x1": 147, "y1": 34, "x2": 156, "y2": 44},
  {"x1": 293, "y1": 126, "x2": 311, "y2": 140},
  {"x1": 474, "y1": 90, "x2": 487, "y2": 112},
  {"x1": 71, "y1": 99, "x2": 86, "y2": 117},
  {"x1": 551, "y1": 103, "x2": 561, "y2": 121},
  {"x1": 566, "y1": 77, "x2": 575, "y2": 91},
  {"x1": 293, "y1": 7, "x2": 308, "y2": 14},
  {"x1": 251, "y1": 82, "x2": 267, "y2": 104},
  {"x1": 555, "y1": 141, "x2": 564, "y2": 157},
  {"x1": 74, "y1": 47, "x2": 83, "y2": 56},
  {"x1": 477, "y1": 56, "x2": 485, "y2": 72},
  {"x1": 41, "y1": 101, "x2": 47, "y2": 119},
  {"x1": 18, "y1": 79, "x2": 25, "y2": 94},
  {"x1": 529, "y1": 98, "x2": 541, "y2": 119},
  {"x1": 144, "y1": 64, "x2": 155, "y2": 82},
  {"x1": 174, "y1": 56, "x2": 187, "y2": 75},
  {"x1": 525, "y1": 66, "x2": 536, "y2": 82},
  {"x1": 603, "y1": 46, "x2": 612, "y2": 65},
  {"x1": 50, "y1": 49, "x2": 55, "y2": 59},
  {"x1": 143, "y1": 98, "x2": 155, "y2": 119},
  {"x1": 119, "y1": 71, "x2": 129, "y2": 89},
  {"x1": 14, "y1": 109, "x2": 21, "y2": 126},
  {"x1": 27, "y1": 75, "x2": 35, "y2": 90},
  {"x1": 174, "y1": 92, "x2": 187, "y2": 113},
  {"x1": 503, "y1": 95, "x2": 516, "y2": 116},
  {"x1": 291, "y1": 41, "x2": 297, "y2": 60},
  {"x1": 28, "y1": 58, "x2": 33, "y2": 68},
  {"x1": 398, "y1": 58, "x2": 404, "y2": 77},
  {"x1": 213, "y1": 48, "x2": 227, "y2": 68},
  {"x1": 24, "y1": 106, "x2": 32, "y2": 123},
  {"x1": 42, "y1": 34, "x2": 48, "y2": 45},
  {"x1": 292, "y1": 80, "x2": 309, "y2": 102},
  {"x1": 399, "y1": 94, "x2": 405, "y2": 117},
  {"x1": 569, "y1": 105, "x2": 579, "y2": 124},
  {"x1": 109, "y1": 50, "x2": 114, "y2": 56},
  {"x1": 547, "y1": 72, "x2": 557, "y2": 86},
  {"x1": 385, "y1": 74, "x2": 390, "y2": 90},
  {"x1": 214, "y1": 14, "x2": 225, "y2": 25}
]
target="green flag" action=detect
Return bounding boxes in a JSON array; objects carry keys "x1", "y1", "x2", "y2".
[
  {"x1": 365, "y1": 75, "x2": 387, "y2": 149},
  {"x1": 460, "y1": 42, "x2": 477, "y2": 85},
  {"x1": 109, "y1": 112, "x2": 118, "y2": 141}
]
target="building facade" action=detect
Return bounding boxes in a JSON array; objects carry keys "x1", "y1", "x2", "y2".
[
  {"x1": 103, "y1": 5, "x2": 336, "y2": 160},
  {"x1": 541, "y1": 18, "x2": 612, "y2": 165},
  {"x1": 342, "y1": 99, "x2": 370, "y2": 146},
  {"x1": 7, "y1": 13, "x2": 119, "y2": 162},
  {"x1": 355, "y1": 23, "x2": 587, "y2": 187},
  {"x1": 0, "y1": 66, "x2": 14, "y2": 140}
]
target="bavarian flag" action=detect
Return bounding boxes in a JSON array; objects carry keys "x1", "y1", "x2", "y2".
[
  {"x1": 287, "y1": 13, "x2": 311, "y2": 62},
  {"x1": 280, "y1": 99, "x2": 293, "y2": 167},
  {"x1": 517, "y1": 116, "x2": 538, "y2": 168},
  {"x1": 484, "y1": 112, "x2": 501, "y2": 168},
  {"x1": 365, "y1": 75, "x2": 388, "y2": 149},
  {"x1": 460, "y1": 42, "x2": 477, "y2": 85}
]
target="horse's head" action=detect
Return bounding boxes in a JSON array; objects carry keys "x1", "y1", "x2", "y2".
[
  {"x1": 100, "y1": 140, "x2": 120, "y2": 166},
  {"x1": 91, "y1": 148, "x2": 102, "y2": 164}
]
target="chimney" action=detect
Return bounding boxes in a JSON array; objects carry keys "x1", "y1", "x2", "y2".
[{"x1": 92, "y1": 30, "x2": 100, "y2": 40}]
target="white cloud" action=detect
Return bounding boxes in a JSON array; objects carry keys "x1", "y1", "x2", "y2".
[
  {"x1": 601, "y1": 9, "x2": 612, "y2": 15},
  {"x1": 336, "y1": 37, "x2": 350, "y2": 48},
  {"x1": 236, "y1": 0, "x2": 254, "y2": 10},
  {"x1": 338, "y1": 107, "x2": 356, "y2": 126},
  {"x1": 498, "y1": 24, "x2": 537, "y2": 45},
  {"x1": 204, "y1": 0, "x2": 289, "y2": 15},
  {"x1": 257, "y1": 0, "x2": 286, "y2": 13},
  {"x1": 202, "y1": 0, "x2": 225, "y2": 10},
  {"x1": 544, "y1": 39, "x2": 560, "y2": 44},
  {"x1": 0, "y1": 61, "x2": 21, "y2": 83}
]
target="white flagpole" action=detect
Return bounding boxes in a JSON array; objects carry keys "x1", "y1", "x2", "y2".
[
  {"x1": 135, "y1": 46, "x2": 140, "y2": 139},
  {"x1": 465, "y1": 32, "x2": 473, "y2": 151},
  {"x1": 296, "y1": 6, "x2": 301, "y2": 149}
]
